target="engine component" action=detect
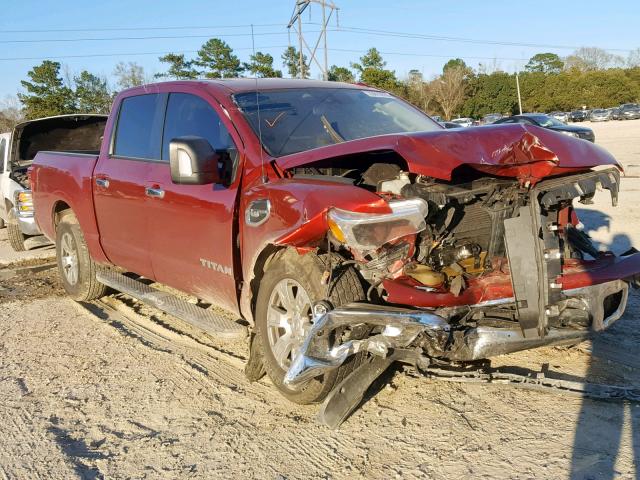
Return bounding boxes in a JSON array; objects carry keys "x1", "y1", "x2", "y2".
[
  {"x1": 430, "y1": 241, "x2": 481, "y2": 269},
  {"x1": 404, "y1": 264, "x2": 445, "y2": 287},
  {"x1": 361, "y1": 163, "x2": 402, "y2": 188},
  {"x1": 378, "y1": 171, "x2": 411, "y2": 195}
]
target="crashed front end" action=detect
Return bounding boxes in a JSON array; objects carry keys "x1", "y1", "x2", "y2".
[{"x1": 274, "y1": 125, "x2": 639, "y2": 388}]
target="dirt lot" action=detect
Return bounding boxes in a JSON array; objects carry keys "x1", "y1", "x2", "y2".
[{"x1": 1, "y1": 120, "x2": 640, "y2": 480}]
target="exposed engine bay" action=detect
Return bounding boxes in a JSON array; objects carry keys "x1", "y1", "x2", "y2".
[
  {"x1": 292, "y1": 159, "x2": 624, "y2": 338},
  {"x1": 282, "y1": 158, "x2": 633, "y2": 411}
]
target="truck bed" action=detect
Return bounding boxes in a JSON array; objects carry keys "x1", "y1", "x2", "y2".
[{"x1": 31, "y1": 151, "x2": 102, "y2": 255}]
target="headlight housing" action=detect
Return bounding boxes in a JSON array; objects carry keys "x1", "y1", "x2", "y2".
[
  {"x1": 14, "y1": 190, "x2": 34, "y2": 218},
  {"x1": 560, "y1": 130, "x2": 580, "y2": 138},
  {"x1": 327, "y1": 198, "x2": 428, "y2": 253}
]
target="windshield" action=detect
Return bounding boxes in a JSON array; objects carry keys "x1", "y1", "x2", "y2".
[
  {"x1": 528, "y1": 115, "x2": 566, "y2": 127},
  {"x1": 233, "y1": 88, "x2": 441, "y2": 157}
]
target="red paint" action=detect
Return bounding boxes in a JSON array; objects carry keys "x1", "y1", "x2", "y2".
[
  {"x1": 383, "y1": 253, "x2": 640, "y2": 308},
  {"x1": 29, "y1": 79, "x2": 638, "y2": 321}
]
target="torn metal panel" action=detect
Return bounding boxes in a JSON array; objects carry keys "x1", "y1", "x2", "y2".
[{"x1": 283, "y1": 304, "x2": 450, "y2": 388}]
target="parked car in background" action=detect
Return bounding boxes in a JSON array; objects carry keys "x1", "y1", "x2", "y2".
[
  {"x1": 440, "y1": 121, "x2": 461, "y2": 129},
  {"x1": 431, "y1": 115, "x2": 443, "y2": 122},
  {"x1": 494, "y1": 113, "x2": 595, "y2": 142},
  {"x1": 0, "y1": 114, "x2": 107, "y2": 250},
  {"x1": 611, "y1": 107, "x2": 623, "y2": 120},
  {"x1": 450, "y1": 117, "x2": 474, "y2": 127},
  {"x1": 619, "y1": 103, "x2": 640, "y2": 120},
  {"x1": 569, "y1": 110, "x2": 588, "y2": 122},
  {"x1": 590, "y1": 109, "x2": 612, "y2": 122},
  {"x1": 481, "y1": 113, "x2": 503, "y2": 125},
  {"x1": 550, "y1": 111, "x2": 569, "y2": 123}
]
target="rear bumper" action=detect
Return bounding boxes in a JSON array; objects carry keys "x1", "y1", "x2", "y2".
[
  {"x1": 284, "y1": 279, "x2": 629, "y2": 387},
  {"x1": 10, "y1": 208, "x2": 41, "y2": 236}
]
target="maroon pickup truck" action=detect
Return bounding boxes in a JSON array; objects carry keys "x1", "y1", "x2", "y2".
[{"x1": 31, "y1": 79, "x2": 640, "y2": 424}]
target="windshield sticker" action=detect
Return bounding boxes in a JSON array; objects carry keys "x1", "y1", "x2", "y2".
[{"x1": 265, "y1": 111, "x2": 286, "y2": 128}]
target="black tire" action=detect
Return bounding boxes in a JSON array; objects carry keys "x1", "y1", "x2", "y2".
[
  {"x1": 7, "y1": 221, "x2": 27, "y2": 251},
  {"x1": 0, "y1": 216, "x2": 5, "y2": 229},
  {"x1": 255, "y1": 248, "x2": 366, "y2": 404},
  {"x1": 56, "y1": 211, "x2": 107, "y2": 301}
]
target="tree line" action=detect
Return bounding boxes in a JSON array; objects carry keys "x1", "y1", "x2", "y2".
[{"x1": 8, "y1": 37, "x2": 640, "y2": 124}]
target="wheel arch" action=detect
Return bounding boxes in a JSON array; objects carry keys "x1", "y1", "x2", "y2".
[
  {"x1": 240, "y1": 243, "x2": 286, "y2": 326},
  {"x1": 52, "y1": 200, "x2": 73, "y2": 226}
]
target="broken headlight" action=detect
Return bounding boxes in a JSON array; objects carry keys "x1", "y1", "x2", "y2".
[{"x1": 327, "y1": 198, "x2": 428, "y2": 253}]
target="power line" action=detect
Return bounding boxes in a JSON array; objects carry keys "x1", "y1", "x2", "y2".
[
  {"x1": 0, "y1": 31, "x2": 327, "y2": 44},
  {"x1": 0, "y1": 46, "x2": 527, "y2": 63},
  {"x1": 331, "y1": 47, "x2": 528, "y2": 62},
  {"x1": 0, "y1": 22, "x2": 632, "y2": 54},
  {"x1": 0, "y1": 46, "x2": 290, "y2": 62},
  {"x1": 0, "y1": 23, "x2": 285, "y2": 34},
  {"x1": 334, "y1": 25, "x2": 634, "y2": 54}
]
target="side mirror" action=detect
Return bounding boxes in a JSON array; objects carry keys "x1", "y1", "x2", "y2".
[{"x1": 169, "y1": 136, "x2": 220, "y2": 185}]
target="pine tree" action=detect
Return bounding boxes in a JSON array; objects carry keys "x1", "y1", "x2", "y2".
[
  {"x1": 18, "y1": 61, "x2": 76, "y2": 119},
  {"x1": 196, "y1": 39, "x2": 244, "y2": 78}
]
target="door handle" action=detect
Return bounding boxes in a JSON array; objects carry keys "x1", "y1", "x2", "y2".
[
  {"x1": 145, "y1": 187, "x2": 165, "y2": 199},
  {"x1": 95, "y1": 178, "x2": 109, "y2": 188}
]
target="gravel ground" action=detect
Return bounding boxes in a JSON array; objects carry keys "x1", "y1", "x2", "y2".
[{"x1": 1, "y1": 120, "x2": 640, "y2": 479}]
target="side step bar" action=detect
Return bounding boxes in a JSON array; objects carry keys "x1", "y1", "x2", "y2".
[{"x1": 96, "y1": 270, "x2": 247, "y2": 341}]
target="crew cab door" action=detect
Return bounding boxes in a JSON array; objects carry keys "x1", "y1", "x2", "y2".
[
  {"x1": 145, "y1": 91, "x2": 241, "y2": 313},
  {"x1": 93, "y1": 92, "x2": 166, "y2": 278}
]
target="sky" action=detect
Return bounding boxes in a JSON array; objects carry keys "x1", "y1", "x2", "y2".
[{"x1": 1, "y1": 0, "x2": 639, "y2": 99}]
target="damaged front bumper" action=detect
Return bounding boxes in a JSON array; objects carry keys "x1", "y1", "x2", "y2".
[
  {"x1": 284, "y1": 167, "x2": 638, "y2": 388},
  {"x1": 284, "y1": 304, "x2": 449, "y2": 387},
  {"x1": 284, "y1": 279, "x2": 630, "y2": 387}
]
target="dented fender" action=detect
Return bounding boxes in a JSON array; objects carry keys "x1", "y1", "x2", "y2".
[{"x1": 238, "y1": 178, "x2": 391, "y2": 323}]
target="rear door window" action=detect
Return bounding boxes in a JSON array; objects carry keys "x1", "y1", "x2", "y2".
[{"x1": 113, "y1": 94, "x2": 165, "y2": 160}]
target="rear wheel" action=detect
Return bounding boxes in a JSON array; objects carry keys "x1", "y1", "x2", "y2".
[
  {"x1": 255, "y1": 249, "x2": 366, "y2": 404},
  {"x1": 56, "y1": 212, "x2": 107, "y2": 301}
]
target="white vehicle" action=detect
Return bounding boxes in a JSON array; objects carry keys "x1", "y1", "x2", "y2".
[
  {"x1": 0, "y1": 114, "x2": 107, "y2": 250},
  {"x1": 450, "y1": 117, "x2": 474, "y2": 128}
]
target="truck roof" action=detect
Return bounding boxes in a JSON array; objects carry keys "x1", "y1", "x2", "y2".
[{"x1": 123, "y1": 78, "x2": 372, "y2": 96}]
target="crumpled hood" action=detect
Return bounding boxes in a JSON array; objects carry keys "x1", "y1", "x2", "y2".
[{"x1": 274, "y1": 124, "x2": 620, "y2": 185}]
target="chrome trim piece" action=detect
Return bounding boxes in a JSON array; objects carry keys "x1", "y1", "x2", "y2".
[
  {"x1": 95, "y1": 178, "x2": 110, "y2": 188},
  {"x1": 284, "y1": 304, "x2": 449, "y2": 388},
  {"x1": 10, "y1": 208, "x2": 40, "y2": 235},
  {"x1": 283, "y1": 280, "x2": 631, "y2": 384},
  {"x1": 145, "y1": 187, "x2": 165, "y2": 199},
  {"x1": 446, "y1": 326, "x2": 590, "y2": 362}
]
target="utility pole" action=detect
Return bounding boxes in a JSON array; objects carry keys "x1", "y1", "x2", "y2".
[
  {"x1": 515, "y1": 71, "x2": 523, "y2": 114},
  {"x1": 287, "y1": 0, "x2": 339, "y2": 80}
]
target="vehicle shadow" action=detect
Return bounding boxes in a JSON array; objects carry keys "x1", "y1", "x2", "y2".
[
  {"x1": 575, "y1": 208, "x2": 632, "y2": 254},
  {"x1": 570, "y1": 209, "x2": 640, "y2": 479}
]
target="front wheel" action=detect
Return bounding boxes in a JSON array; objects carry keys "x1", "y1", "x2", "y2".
[
  {"x1": 255, "y1": 249, "x2": 366, "y2": 404},
  {"x1": 56, "y1": 212, "x2": 107, "y2": 301}
]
